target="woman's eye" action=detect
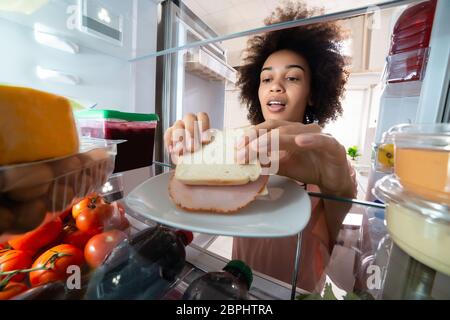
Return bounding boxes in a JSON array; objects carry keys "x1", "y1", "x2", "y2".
[
  {"x1": 261, "y1": 78, "x2": 271, "y2": 83},
  {"x1": 286, "y1": 77, "x2": 299, "y2": 81}
]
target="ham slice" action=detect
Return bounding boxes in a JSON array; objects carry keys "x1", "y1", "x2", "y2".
[{"x1": 169, "y1": 172, "x2": 269, "y2": 213}]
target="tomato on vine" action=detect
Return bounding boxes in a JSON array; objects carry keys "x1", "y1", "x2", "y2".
[{"x1": 29, "y1": 244, "x2": 84, "y2": 287}]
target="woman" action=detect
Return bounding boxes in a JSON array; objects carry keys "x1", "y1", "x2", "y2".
[{"x1": 164, "y1": 2, "x2": 356, "y2": 292}]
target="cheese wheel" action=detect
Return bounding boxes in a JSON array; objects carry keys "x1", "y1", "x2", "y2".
[{"x1": 0, "y1": 86, "x2": 79, "y2": 165}]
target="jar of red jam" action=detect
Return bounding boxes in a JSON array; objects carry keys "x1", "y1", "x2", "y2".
[{"x1": 76, "y1": 110, "x2": 159, "y2": 173}]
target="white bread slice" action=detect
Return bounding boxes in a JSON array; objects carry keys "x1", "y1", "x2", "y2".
[{"x1": 175, "y1": 129, "x2": 261, "y2": 186}]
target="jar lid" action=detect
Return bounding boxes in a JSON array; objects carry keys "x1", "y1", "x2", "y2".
[
  {"x1": 382, "y1": 123, "x2": 450, "y2": 151},
  {"x1": 373, "y1": 174, "x2": 450, "y2": 223},
  {"x1": 76, "y1": 109, "x2": 159, "y2": 122},
  {"x1": 223, "y1": 260, "x2": 253, "y2": 289}
]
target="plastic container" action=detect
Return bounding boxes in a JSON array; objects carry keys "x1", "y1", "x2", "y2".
[
  {"x1": 99, "y1": 173, "x2": 124, "y2": 203},
  {"x1": 85, "y1": 225, "x2": 193, "y2": 300},
  {"x1": 386, "y1": 48, "x2": 429, "y2": 83},
  {"x1": 75, "y1": 110, "x2": 159, "y2": 173},
  {"x1": 386, "y1": 0, "x2": 436, "y2": 83},
  {"x1": 374, "y1": 174, "x2": 450, "y2": 276},
  {"x1": 0, "y1": 137, "x2": 117, "y2": 236},
  {"x1": 182, "y1": 260, "x2": 253, "y2": 300},
  {"x1": 381, "y1": 123, "x2": 450, "y2": 205}
]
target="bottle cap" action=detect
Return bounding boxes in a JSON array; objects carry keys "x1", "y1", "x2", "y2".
[
  {"x1": 176, "y1": 230, "x2": 193, "y2": 246},
  {"x1": 223, "y1": 260, "x2": 253, "y2": 289}
]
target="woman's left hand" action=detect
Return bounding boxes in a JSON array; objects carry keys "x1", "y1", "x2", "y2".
[{"x1": 236, "y1": 119, "x2": 355, "y2": 197}]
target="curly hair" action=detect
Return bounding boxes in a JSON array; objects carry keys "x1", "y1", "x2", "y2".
[{"x1": 237, "y1": 2, "x2": 349, "y2": 126}]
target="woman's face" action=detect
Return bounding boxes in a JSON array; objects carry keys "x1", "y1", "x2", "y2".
[{"x1": 258, "y1": 49, "x2": 311, "y2": 122}]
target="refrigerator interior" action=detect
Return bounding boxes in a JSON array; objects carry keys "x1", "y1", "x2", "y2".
[{"x1": 1, "y1": 0, "x2": 449, "y2": 300}]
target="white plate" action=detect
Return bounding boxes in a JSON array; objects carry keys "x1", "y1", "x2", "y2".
[{"x1": 125, "y1": 172, "x2": 311, "y2": 238}]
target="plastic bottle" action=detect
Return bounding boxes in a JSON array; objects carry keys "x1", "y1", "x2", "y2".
[
  {"x1": 182, "y1": 260, "x2": 253, "y2": 300},
  {"x1": 85, "y1": 225, "x2": 193, "y2": 300}
]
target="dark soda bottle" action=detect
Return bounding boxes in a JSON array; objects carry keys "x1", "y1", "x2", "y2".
[
  {"x1": 85, "y1": 225, "x2": 193, "y2": 300},
  {"x1": 182, "y1": 260, "x2": 253, "y2": 300}
]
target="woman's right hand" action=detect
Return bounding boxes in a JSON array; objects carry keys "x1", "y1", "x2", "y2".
[{"x1": 164, "y1": 112, "x2": 211, "y2": 160}]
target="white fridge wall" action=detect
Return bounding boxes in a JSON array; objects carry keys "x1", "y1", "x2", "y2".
[
  {"x1": 182, "y1": 72, "x2": 225, "y2": 129},
  {"x1": 0, "y1": 0, "x2": 158, "y2": 114},
  {"x1": 375, "y1": 95, "x2": 420, "y2": 143},
  {"x1": 0, "y1": 17, "x2": 130, "y2": 110}
]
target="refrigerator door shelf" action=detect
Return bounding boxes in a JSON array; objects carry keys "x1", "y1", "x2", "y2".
[{"x1": 184, "y1": 48, "x2": 236, "y2": 83}]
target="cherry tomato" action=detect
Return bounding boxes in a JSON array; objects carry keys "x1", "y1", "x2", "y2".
[
  {"x1": 8, "y1": 218, "x2": 62, "y2": 254},
  {"x1": 116, "y1": 202, "x2": 125, "y2": 216},
  {"x1": 105, "y1": 202, "x2": 130, "y2": 232},
  {"x1": 84, "y1": 230, "x2": 127, "y2": 269},
  {"x1": 105, "y1": 208, "x2": 130, "y2": 232},
  {"x1": 29, "y1": 244, "x2": 84, "y2": 287},
  {"x1": 0, "y1": 250, "x2": 33, "y2": 282},
  {"x1": 0, "y1": 282, "x2": 28, "y2": 300},
  {"x1": 72, "y1": 193, "x2": 106, "y2": 219},
  {"x1": 62, "y1": 229, "x2": 92, "y2": 250},
  {"x1": 75, "y1": 202, "x2": 114, "y2": 235},
  {"x1": 118, "y1": 215, "x2": 130, "y2": 231}
]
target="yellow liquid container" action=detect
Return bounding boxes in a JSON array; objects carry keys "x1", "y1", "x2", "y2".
[
  {"x1": 381, "y1": 123, "x2": 450, "y2": 206},
  {"x1": 374, "y1": 175, "x2": 450, "y2": 276},
  {"x1": 396, "y1": 148, "x2": 450, "y2": 204}
]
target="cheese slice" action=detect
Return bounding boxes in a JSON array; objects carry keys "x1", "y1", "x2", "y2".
[{"x1": 0, "y1": 86, "x2": 79, "y2": 165}]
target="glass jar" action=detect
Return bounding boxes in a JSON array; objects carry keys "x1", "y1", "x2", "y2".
[{"x1": 374, "y1": 174, "x2": 450, "y2": 276}]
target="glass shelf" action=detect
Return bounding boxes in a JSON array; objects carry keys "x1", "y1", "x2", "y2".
[
  {"x1": 0, "y1": 0, "x2": 422, "y2": 63},
  {"x1": 131, "y1": 0, "x2": 421, "y2": 61}
]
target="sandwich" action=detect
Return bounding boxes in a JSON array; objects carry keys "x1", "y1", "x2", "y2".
[{"x1": 169, "y1": 129, "x2": 269, "y2": 213}]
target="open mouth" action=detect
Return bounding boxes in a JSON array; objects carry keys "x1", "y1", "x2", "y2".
[{"x1": 267, "y1": 101, "x2": 286, "y2": 112}]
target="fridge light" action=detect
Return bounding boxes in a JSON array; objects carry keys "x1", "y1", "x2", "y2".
[
  {"x1": 36, "y1": 66, "x2": 80, "y2": 85},
  {"x1": 98, "y1": 8, "x2": 111, "y2": 24},
  {"x1": 34, "y1": 25, "x2": 79, "y2": 54},
  {"x1": 102, "y1": 181, "x2": 113, "y2": 193}
]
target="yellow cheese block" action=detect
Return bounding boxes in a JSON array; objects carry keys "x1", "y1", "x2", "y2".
[{"x1": 0, "y1": 86, "x2": 79, "y2": 165}]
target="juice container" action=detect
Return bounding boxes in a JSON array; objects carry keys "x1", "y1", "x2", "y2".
[
  {"x1": 381, "y1": 123, "x2": 450, "y2": 205},
  {"x1": 75, "y1": 110, "x2": 159, "y2": 173}
]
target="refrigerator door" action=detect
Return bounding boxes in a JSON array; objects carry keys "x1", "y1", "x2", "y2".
[{"x1": 415, "y1": 0, "x2": 450, "y2": 123}]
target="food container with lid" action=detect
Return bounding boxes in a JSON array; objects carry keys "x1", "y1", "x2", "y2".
[
  {"x1": 0, "y1": 137, "x2": 118, "y2": 236},
  {"x1": 75, "y1": 110, "x2": 159, "y2": 173},
  {"x1": 381, "y1": 123, "x2": 450, "y2": 205},
  {"x1": 374, "y1": 174, "x2": 450, "y2": 276}
]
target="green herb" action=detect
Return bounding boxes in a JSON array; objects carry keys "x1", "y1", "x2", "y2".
[{"x1": 347, "y1": 145, "x2": 361, "y2": 160}]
